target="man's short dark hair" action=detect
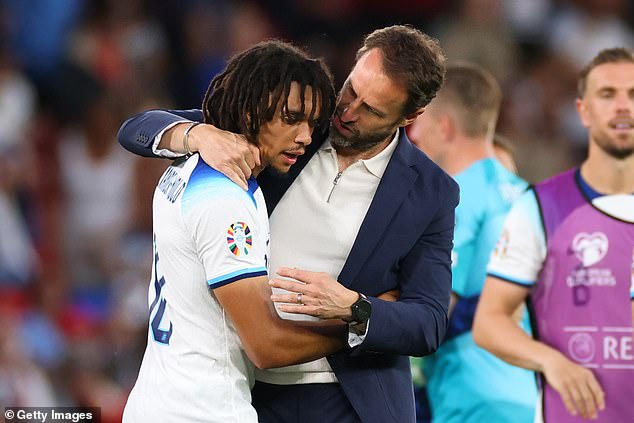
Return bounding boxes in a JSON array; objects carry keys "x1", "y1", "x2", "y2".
[
  {"x1": 435, "y1": 63, "x2": 502, "y2": 138},
  {"x1": 356, "y1": 25, "x2": 446, "y2": 116},
  {"x1": 202, "y1": 40, "x2": 335, "y2": 143},
  {"x1": 577, "y1": 47, "x2": 634, "y2": 98}
]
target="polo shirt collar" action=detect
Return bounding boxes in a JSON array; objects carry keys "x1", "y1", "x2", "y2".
[{"x1": 320, "y1": 129, "x2": 400, "y2": 178}]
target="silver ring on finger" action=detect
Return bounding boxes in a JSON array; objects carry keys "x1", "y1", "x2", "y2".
[{"x1": 296, "y1": 292, "x2": 303, "y2": 305}]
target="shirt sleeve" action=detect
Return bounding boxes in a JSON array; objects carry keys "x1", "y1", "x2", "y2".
[
  {"x1": 348, "y1": 320, "x2": 369, "y2": 347},
  {"x1": 152, "y1": 120, "x2": 191, "y2": 158},
  {"x1": 487, "y1": 189, "x2": 546, "y2": 286},
  {"x1": 182, "y1": 181, "x2": 268, "y2": 288}
]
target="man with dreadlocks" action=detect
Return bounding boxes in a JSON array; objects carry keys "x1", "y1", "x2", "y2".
[{"x1": 122, "y1": 41, "x2": 345, "y2": 423}]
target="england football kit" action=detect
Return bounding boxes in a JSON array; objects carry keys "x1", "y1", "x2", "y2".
[{"x1": 123, "y1": 155, "x2": 269, "y2": 422}]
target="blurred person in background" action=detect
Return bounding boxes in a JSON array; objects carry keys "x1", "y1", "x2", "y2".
[
  {"x1": 118, "y1": 25, "x2": 457, "y2": 423},
  {"x1": 56, "y1": 70, "x2": 135, "y2": 299},
  {"x1": 0, "y1": 315, "x2": 56, "y2": 408},
  {"x1": 548, "y1": 0, "x2": 633, "y2": 71},
  {"x1": 407, "y1": 63, "x2": 536, "y2": 423},
  {"x1": 474, "y1": 47, "x2": 634, "y2": 422},
  {"x1": 432, "y1": 0, "x2": 519, "y2": 85},
  {"x1": 0, "y1": 40, "x2": 38, "y2": 287}
]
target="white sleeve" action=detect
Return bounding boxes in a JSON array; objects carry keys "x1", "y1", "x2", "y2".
[
  {"x1": 348, "y1": 320, "x2": 369, "y2": 347},
  {"x1": 487, "y1": 189, "x2": 546, "y2": 286},
  {"x1": 152, "y1": 120, "x2": 190, "y2": 158},
  {"x1": 183, "y1": 191, "x2": 268, "y2": 288}
]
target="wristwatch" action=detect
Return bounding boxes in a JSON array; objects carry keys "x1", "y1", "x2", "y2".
[{"x1": 347, "y1": 293, "x2": 372, "y2": 324}]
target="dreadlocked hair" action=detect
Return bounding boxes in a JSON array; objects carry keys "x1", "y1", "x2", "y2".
[{"x1": 202, "y1": 40, "x2": 335, "y2": 144}]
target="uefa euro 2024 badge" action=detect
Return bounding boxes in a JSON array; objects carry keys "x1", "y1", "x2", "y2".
[{"x1": 227, "y1": 222, "x2": 252, "y2": 256}]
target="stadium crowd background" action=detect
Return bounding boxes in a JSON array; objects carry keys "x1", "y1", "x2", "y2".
[{"x1": 0, "y1": 0, "x2": 632, "y2": 421}]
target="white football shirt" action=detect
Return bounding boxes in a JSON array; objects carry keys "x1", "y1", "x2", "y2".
[{"x1": 123, "y1": 155, "x2": 269, "y2": 423}]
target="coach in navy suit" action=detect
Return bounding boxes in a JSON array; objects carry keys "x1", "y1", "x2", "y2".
[{"x1": 118, "y1": 26, "x2": 458, "y2": 423}]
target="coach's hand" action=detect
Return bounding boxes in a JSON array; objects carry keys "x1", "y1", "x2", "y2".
[
  {"x1": 188, "y1": 124, "x2": 261, "y2": 190},
  {"x1": 541, "y1": 351, "x2": 605, "y2": 419},
  {"x1": 270, "y1": 267, "x2": 359, "y2": 320}
]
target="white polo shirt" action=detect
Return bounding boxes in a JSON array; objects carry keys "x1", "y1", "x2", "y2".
[{"x1": 256, "y1": 131, "x2": 399, "y2": 385}]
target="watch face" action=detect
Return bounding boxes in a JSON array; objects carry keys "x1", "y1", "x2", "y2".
[{"x1": 352, "y1": 298, "x2": 372, "y2": 322}]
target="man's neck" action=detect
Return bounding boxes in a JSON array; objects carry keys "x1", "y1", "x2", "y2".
[
  {"x1": 580, "y1": 151, "x2": 634, "y2": 195},
  {"x1": 335, "y1": 131, "x2": 396, "y2": 172},
  {"x1": 444, "y1": 136, "x2": 494, "y2": 176}
]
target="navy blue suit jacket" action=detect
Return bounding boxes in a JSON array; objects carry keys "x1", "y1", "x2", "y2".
[{"x1": 119, "y1": 109, "x2": 459, "y2": 423}]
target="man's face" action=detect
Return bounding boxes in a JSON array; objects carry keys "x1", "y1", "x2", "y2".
[
  {"x1": 257, "y1": 82, "x2": 318, "y2": 173},
  {"x1": 577, "y1": 61, "x2": 634, "y2": 160},
  {"x1": 330, "y1": 48, "x2": 410, "y2": 151}
]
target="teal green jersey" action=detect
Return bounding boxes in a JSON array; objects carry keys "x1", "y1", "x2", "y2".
[
  {"x1": 424, "y1": 158, "x2": 537, "y2": 423},
  {"x1": 451, "y1": 158, "x2": 527, "y2": 297}
]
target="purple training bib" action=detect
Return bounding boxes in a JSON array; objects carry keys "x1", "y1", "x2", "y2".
[{"x1": 533, "y1": 169, "x2": 634, "y2": 422}]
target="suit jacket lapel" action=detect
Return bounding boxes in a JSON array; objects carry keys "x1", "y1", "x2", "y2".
[{"x1": 338, "y1": 131, "x2": 418, "y2": 287}]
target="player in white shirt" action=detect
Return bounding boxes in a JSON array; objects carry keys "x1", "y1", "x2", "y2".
[{"x1": 123, "y1": 41, "x2": 346, "y2": 423}]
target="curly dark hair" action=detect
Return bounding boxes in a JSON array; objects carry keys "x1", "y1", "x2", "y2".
[{"x1": 202, "y1": 40, "x2": 335, "y2": 144}]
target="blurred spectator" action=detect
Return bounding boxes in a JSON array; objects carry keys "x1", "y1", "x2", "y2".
[
  {"x1": 0, "y1": 41, "x2": 38, "y2": 286},
  {"x1": 67, "y1": 0, "x2": 169, "y2": 113},
  {"x1": 57, "y1": 84, "x2": 135, "y2": 293},
  {"x1": 502, "y1": 0, "x2": 553, "y2": 44},
  {"x1": 0, "y1": 315, "x2": 56, "y2": 408},
  {"x1": 431, "y1": 0, "x2": 520, "y2": 84},
  {"x1": 549, "y1": 0, "x2": 634, "y2": 70},
  {"x1": 2, "y1": 0, "x2": 83, "y2": 81}
]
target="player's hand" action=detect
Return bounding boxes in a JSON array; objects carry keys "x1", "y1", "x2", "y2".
[
  {"x1": 189, "y1": 124, "x2": 261, "y2": 190},
  {"x1": 377, "y1": 289, "x2": 399, "y2": 302},
  {"x1": 541, "y1": 351, "x2": 605, "y2": 419},
  {"x1": 269, "y1": 267, "x2": 359, "y2": 320}
]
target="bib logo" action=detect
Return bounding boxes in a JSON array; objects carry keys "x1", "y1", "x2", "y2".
[
  {"x1": 227, "y1": 222, "x2": 252, "y2": 256},
  {"x1": 568, "y1": 332, "x2": 595, "y2": 363},
  {"x1": 572, "y1": 232, "x2": 608, "y2": 266}
]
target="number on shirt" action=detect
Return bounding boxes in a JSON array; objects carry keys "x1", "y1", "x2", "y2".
[{"x1": 149, "y1": 244, "x2": 173, "y2": 344}]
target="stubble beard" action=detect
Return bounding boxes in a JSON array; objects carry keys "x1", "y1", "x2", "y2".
[
  {"x1": 594, "y1": 130, "x2": 634, "y2": 160},
  {"x1": 329, "y1": 122, "x2": 396, "y2": 152}
]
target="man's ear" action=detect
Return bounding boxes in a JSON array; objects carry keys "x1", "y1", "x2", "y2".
[
  {"x1": 400, "y1": 107, "x2": 425, "y2": 127},
  {"x1": 575, "y1": 97, "x2": 591, "y2": 128}
]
